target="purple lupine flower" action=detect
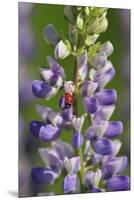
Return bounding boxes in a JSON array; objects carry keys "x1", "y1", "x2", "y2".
[
  {"x1": 63, "y1": 156, "x2": 81, "y2": 193},
  {"x1": 102, "y1": 156, "x2": 128, "y2": 179},
  {"x1": 72, "y1": 114, "x2": 87, "y2": 149},
  {"x1": 84, "y1": 169, "x2": 103, "y2": 192},
  {"x1": 63, "y1": 174, "x2": 80, "y2": 193},
  {"x1": 105, "y1": 176, "x2": 130, "y2": 191},
  {"x1": 32, "y1": 57, "x2": 65, "y2": 100},
  {"x1": 31, "y1": 167, "x2": 58, "y2": 185}
]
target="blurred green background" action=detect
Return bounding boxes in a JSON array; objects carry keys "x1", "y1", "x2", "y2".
[{"x1": 19, "y1": 2, "x2": 130, "y2": 197}]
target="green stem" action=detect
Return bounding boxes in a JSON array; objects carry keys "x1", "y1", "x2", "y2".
[{"x1": 72, "y1": 57, "x2": 85, "y2": 192}]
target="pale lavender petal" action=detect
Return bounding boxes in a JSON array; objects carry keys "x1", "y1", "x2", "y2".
[
  {"x1": 38, "y1": 148, "x2": 63, "y2": 173},
  {"x1": 99, "y1": 41, "x2": 114, "y2": 57},
  {"x1": 43, "y1": 24, "x2": 60, "y2": 47},
  {"x1": 80, "y1": 80, "x2": 98, "y2": 97},
  {"x1": 90, "y1": 52, "x2": 107, "y2": 69},
  {"x1": 51, "y1": 139, "x2": 74, "y2": 161},
  {"x1": 39, "y1": 124, "x2": 61, "y2": 142}
]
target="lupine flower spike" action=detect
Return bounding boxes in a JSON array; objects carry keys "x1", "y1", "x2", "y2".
[{"x1": 30, "y1": 6, "x2": 130, "y2": 195}]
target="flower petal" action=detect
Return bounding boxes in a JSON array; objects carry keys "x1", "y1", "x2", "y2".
[
  {"x1": 29, "y1": 121, "x2": 45, "y2": 138},
  {"x1": 62, "y1": 107, "x2": 73, "y2": 121},
  {"x1": 99, "y1": 41, "x2": 114, "y2": 57},
  {"x1": 104, "y1": 121, "x2": 123, "y2": 138},
  {"x1": 43, "y1": 24, "x2": 60, "y2": 47},
  {"x1": 63, "y1": 174, "x2": 80, "y2": 193},
  {"x1": 32, "y1": 80, "x2": 57, "y2": 99},
  {"x1": 90, "y1": 61, "x2": 115, "y2": 89},
  {"x1": 83, "y1": 97, "x2": 98, "y2": 114},
  {"x1": 38, "y1": 148, "x2": 63, "y2": 173},
  {"x1": 85, "y1": 121, "x2": 108, "y2": 140},
  {"x1": 105, "y1": 176, "x2": 130, "y2": 191},
  {"x1": 95, "y1": 89, "x2": 117, "y2": 105},
  {"x1": 64, "y1": 156, "x2": 80, "y2": 174},
  {"x1": 92, "y1": 105, "x2": 115, "y2": 124},
  {"x1": 90, "y1": 52, "x2": 107, "y2": 69},
  {"x1": 47, "y1": 111, "x2": 63, "y2": 127},
  {"x1": 72, "y1": 114, "x2": 86, "y2": 132},
  {"x1": 72, "y1": 132, "x2": 83, "y2": 149},
  {"x1": 54, "y1": 40, "x2": 70, "y2": 59},
  {"x1": 80, "y1": 80, "x2": 98, "y2": 97},
  {"x1": 51, "y1": 139, "x2": 74, "y2": 161},
  {"x1": 92, "y1": 138, "x2": 113, "y2": 155},
  {"x1": 31, "y1": 167, "x2": 57, "y2": 185},
  {"x1": 84, "y1": 169, "x2": 101, "y2": 188},
  {"x1": 102, "y1": 156, "x2": 128, "y2": 179},
  {"x1": 39, "y1": 124, "x2": 61, "y2": 142}
]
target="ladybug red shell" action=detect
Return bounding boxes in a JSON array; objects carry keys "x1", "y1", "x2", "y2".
[{"x1": 65, "y1": 93, "x2": 73, "y2": 105}]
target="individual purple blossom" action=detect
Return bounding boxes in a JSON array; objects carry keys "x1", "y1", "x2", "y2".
[
  {"x1": 105, "y1": 176, "x2": 130, "y2": 191},
  {"x1": 32, "y1": 57, "x2": 65, "y2": 99},
  {"x1": 72, "y1": 114, "x2": 87, "y2": 149}
]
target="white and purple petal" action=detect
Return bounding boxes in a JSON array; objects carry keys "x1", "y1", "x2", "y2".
[
  {"x1": 64, "y1": 156, "x2": 80, "y2": 174},
  {"x1": 52, "y1": 139, "x2": 74, "y2": 161},
  {"x1": 54, "y1": 40, "x2": 70, "y2": 59},
  {"x1": 99, "y1": 41, "x2": 114, "y2": 57},
  {"x1": 90, "y1": 52, "x2": 107, "y2": 69},
  {"x1": 32, "y1": 80, "x2": 57, "y2": 99},
  {"x1": 47, "y1": 111, "x2": 63, "y2": 127},
  {"x1": 84, "y1": 168, "x2": 101, "y2": 188},
  {"x1": 92, "y1": 105, "x2": 115, "y2": 124},
  {"x1": 38, "y1": 148, "x2": 63, "y2": 173},
  {"x1": 80, "y1": 80, "x2": 98, "y2": 97},
  {"x1": 85, "y1": 121, "x2": 108, "y2": 140},
  {"x1": 102, "y1": 156, "x2": 128, "y2": 179}
]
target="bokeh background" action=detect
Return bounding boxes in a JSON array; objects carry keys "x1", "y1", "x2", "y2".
[{"x1": 19, "y1": 2, "x2": 130, "y2": 197}]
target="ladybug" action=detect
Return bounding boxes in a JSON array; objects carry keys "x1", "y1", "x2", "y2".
[{"x1": 64, "y1": 81, "x2": 74, "y2": 108}]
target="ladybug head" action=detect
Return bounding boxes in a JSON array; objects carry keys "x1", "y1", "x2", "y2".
[{"x1": 64, "y1": 81, "x2": 74, "y2": 94}]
